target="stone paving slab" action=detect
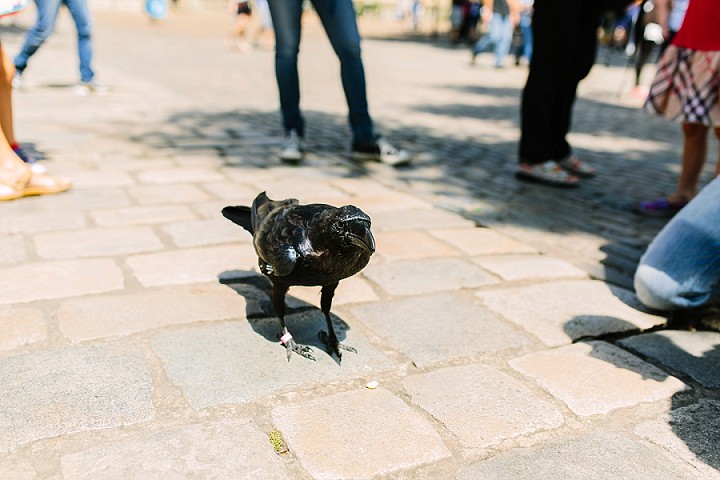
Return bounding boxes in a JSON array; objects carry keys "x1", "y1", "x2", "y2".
[
  {"x1": 403, "y1": 364, "x2": 564, "y2": 449},
  {"x1": 0, "y1": 235, "x2": 25, "y2": 265},
  {"x1": 429, "y1": 227, "x2": 538, "y2": 256},
  {"x1": 60, "y1": 418, "x2": 290, "y2": 480},
  {"x1": 290, "y1": 276, "x2": 380, "y2": 307},
  {"x1": 618, "y1": 331, "x2": 720, "y2": 389},
  {"x1": 0, "y1": 342, "x2": 155, "y2": 451},
  {"x1": 150, "y1": 317, "x2": 395, "y2": 409},
  {"x1": 0, "y1": 208, "x2": 86, "y2": 235},
  {"x1": 472, "y1": 254, "x2": 588, "y2": 282},
  {"x1": 0, "y1": 306, "x2": 46, "y2": 352},
  {"x1": 89, "y1": 205, "x2": 198, "y2": 227},
  {"x1": 126, "y1": 244, "x2": 257, "y2": 287},
  {"x1": 58, "y1": 283, "x2": 247, "y2": 342},
  {"x1": 635, "y1": 400, "x2": 720, "y2": 480},
  {"x1": 368, "y1": 208, "x2": 475, "y2": 232},
  {"x1": 0, "y1": 259, "x2": 125, "y2": 305},
  {"x1": 476, "y1": 280, "x2": 666, "y2": 347},
  {"x1": 349, "y1": 292, "x2": 530, "y2": 368},
  {"x1": 161, "y1": 218, "x2": 252, "y2": 248},
  {"x1": 456, "y1": 431, "x2": 700, "y2": 480},
  {"x1": 34, "y1": 226, "x2": 164, "y2": 260},
  {"x1": 127, "y1": 184, "x2": 212, "y2": 205},
  {"x1": 373, "y1": 230, "x2": 461, "y2": 261},
  {"x1": 509, "y1": 341, "x2": 688, "y2": 417},
  {"x1": 362, "y1": 257, "x2": 500, "y2": 297},
  {"x1": 271, "y1": 387, "x2": 451, "y2": 480}
]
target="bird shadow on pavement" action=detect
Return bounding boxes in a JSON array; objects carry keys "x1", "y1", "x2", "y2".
[
  {"x1": 563, "y1": 317, "x2": 720, "y2": 475},
  {"x1": 218, "y1": 270, "x2": 352, "y2": 364}
]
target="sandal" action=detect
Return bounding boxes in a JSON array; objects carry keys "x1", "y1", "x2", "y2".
[
  {"x1": 636, "y1": 198, "x2": 688, "y2": 217},
  {"x1": 0, "y1": 172, "x2": 71, "y2": 201},
  {"x1": 516, "y1": 160, "x2": 580, "y2": 188},
  {"x1": 558, "y1": 155, "x2": 596, "y2": 178}
]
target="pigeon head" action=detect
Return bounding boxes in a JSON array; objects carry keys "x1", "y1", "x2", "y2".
[{"x1": 331, "y1": 205, "x2": 375, "y2": 254}]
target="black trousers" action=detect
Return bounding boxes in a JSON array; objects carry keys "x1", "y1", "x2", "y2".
[{"x1": 519, "y1": 0, "x2": 611, "y2": 165}]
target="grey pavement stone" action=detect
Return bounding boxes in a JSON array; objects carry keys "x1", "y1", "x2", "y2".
[
  {"x1": 0, "y1": 457, "x2": 37, "y2": 479},
  {"x1": 403, "y1": 364, "x2": 563, "y2": 448},
  {"x1": 363, "y1": 258, "x2": 499, "y2": 297},
  {"x1": 198, "y1": 181, "x2": 263, "y2": 202},
  {"x1": 635, "y1": 400, "x2": 720, "y2": 479},
  {"x1": 272, "y1": 387, "x2": 451, "y2": 480},
  {"x1": 374, "y1": 230, "x2": 461, "y2": 261},
  {"x1": 0, "y1": 259, "x2": 124, "y2": 305},
  {"x1": 136, "y1": 168, "x2": 226, "y2": 184},
  {"x1": 349, "y1": 293, "x2": 530, "y2": 367},
  {"x1": 477, "y1": 280, "x2": 666, "y2": 347},
  {"x1": 127, "y1": 184, "x2": 212, "y2": 205},
  {"x1": 509, "y1": 341, "x2": 687, "y2": 417},
  {"x1": 150, "y1": 318, "x2": 395, "y2": 409},
  {"x1": 473, "y1": 254, "x2": 588, "y2": 282},
  {"x1": 290, "y1": 276, "x2": 379, "y2": 307},
  {"x1": 430, "y1": 228, "x2": 538, "y2": 256},
  {"x1": 89, "y1": 205, "x2": 197, "y2": 227},
  {"x1": 456, "y1": 431, "x2": 699, "y2": 480},
  {"x1": 67, "y1": 171, "x2": 136, "y2": 189},
  {"x1": 162, "y1": 218, "x2": 252, "y2": 248},
  {"x1": 259, "y1": 181, "x2": 349, "y2": 202},
  {"x1": 24, "y1": 189, "x2": 131, "y2": 211},
  {"x1": 0, "y1": 209, "x2": 86, "y2": 235},
  {"x1": 351, "y1": 191, "x2": 433, "y2": 212},
  {"x1": 0, "y1": 342, "x2": 155, "y2": 451},
  {"x1": 58, "y1": 283, "x2": 247, "y2": 342},
  {"x1": 34, "y1": 227, "x2": 164, "y2": 260},
  {"x1": 0, "y1": 307, "x2": 46, "y2": 352},
  {"x1": 0, "y1": 235, "x2": 25, "y2": 265},
  {"x1": 369, "y1": 208, "x2": 475, "y2": 232},
  {"x1": 618, "y1": 330, "x2": 720, "y2": 388},
  {"x1": 126, "y1": 244, "x2": 258, "y2": 287},
  {"x1": 60, "y1": 418, "x2": 289, "y2": 480}
]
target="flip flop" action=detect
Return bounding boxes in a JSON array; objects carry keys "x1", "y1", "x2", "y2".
[
  {"x1": 558, "y1": 155, "x2": 596, "y2": 178},
  {"x1": 0, "y1": 172, "x2": 71, "y2": 201},
  {"x1": 636, "y1": 198, "x2": 687, "y2": 217},
  {"x1": 516, "y1": 160, "x2": 580, "y2": 188}
]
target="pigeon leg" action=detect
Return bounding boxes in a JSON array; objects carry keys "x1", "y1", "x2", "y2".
[
  {"x1": 272, "y1": 283, "x2": 314, "y2": 362},
  {"x1": 318, "y1": 282, "x2": 357, "y2": 360}
]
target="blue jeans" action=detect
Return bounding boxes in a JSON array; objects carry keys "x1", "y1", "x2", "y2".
[
  {"x1": 266, "y1": 0, "x2": 374, "y2": 143},
  {"x1": 14, "y1": 0, "x2": 94, "y2": 82},
  {"x1": 634, "y1": 176, "x2": 720, "y2": 310},
  {"x1": 473, "y1": 12, "x2": 514, "y2": 67}
]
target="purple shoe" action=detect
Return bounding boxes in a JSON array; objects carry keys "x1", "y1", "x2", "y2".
[{"x1": 636, "y1": 198, "x2": 688, "y2": 217}]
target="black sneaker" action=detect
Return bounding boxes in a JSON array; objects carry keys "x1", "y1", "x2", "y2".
[{"x1": 351, "y1": 137, "x2": 411, "y2": 166}]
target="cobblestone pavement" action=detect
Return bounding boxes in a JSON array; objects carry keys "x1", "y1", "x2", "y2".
[{"x1": 0, "y1": 5, "x2": 719, "y2": 479}]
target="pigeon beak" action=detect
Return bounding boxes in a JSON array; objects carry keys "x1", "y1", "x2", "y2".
[{"x1": 349, "y1": 226, "x2": 375, "y2": 253}]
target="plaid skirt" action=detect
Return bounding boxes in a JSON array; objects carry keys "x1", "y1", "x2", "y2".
[{"x1": 645, "y1": 46, "x2": 720, "y2": 126}]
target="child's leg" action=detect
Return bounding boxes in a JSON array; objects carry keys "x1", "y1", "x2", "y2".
[
  {"x1": 670, "y1": 122, "x2": 709, "y2": 203},
  {"x1": 714, "y1": 127, "x2": 720, "y2": 177}
]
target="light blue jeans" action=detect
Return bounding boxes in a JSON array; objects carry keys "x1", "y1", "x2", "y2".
[
  {"x1": 265, "y1": 0, "x2": 374, "y2": 143},
  {"x1": 634, "y1": 176, "x2": 720, "y2": 310},
  {"x1": 14, "y1": 0, "x2": 94, "y2": 83},
  {"x1": 473, "y1": 12, "x2": 514, "y2": 68}
]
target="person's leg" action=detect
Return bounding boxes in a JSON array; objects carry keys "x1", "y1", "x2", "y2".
[
  {"x1": 312, "y1": 0, "x2": 373, "y2": 143},
  {"x1": 493, "y1": 13, "x2": 513, "y2": 67},
  {"x1": 715, "y1": 127, "x2": 720, "y2": 177},
  {"x1": 635, "y1": 175, "x2": 720, "y2": 310},
  {"x1": 670, "y1": 122, "x2": 709, "y2": 203},
  {"x1": 0, "y1": 47, "x2": 16, "y2": 146},
  {"x1": 472, "y1": 12, "x2": 499, "y2": 55},
  {"x1": 266, "y1": 0, "x2": 304, "y2": 136},
  {"x1": 65, "y1": 0, "x2": 94, "y2": 83},
  {"x1": 0, "y1": 43, "x2": 70, "y2": 200},
  {"x1": 13, "y1": 0, "x2": 63, "y2": 74}
]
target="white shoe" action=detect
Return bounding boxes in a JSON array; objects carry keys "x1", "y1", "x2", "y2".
[
  {"x1": 74, "y1": 80, "x2": 109, "y2": 96},
  {"x1": 280, "y1": 129, "x2": 304, "y2": 164}
]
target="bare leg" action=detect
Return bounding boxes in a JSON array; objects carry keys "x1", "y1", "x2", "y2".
[
  {"x1": 318, "y1": 282, "x2": 356, "y2": 360},
  {"x1": 271, "y1": 282, "x2": 314, "y2": 361},
  {"x1": 668, "y1": 122, "x2": 709, "y2": 203},
  {"x1": 0, "y1": 44, "x2": 16, "y2": 145},
  {"x1": 714, "y1": 127, "x2": 720, "y2": 178}
]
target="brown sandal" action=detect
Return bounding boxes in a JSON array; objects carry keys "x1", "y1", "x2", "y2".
[{"x1": 0, "y1": 172, "x2": 71, "y2": 201}]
